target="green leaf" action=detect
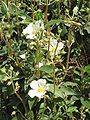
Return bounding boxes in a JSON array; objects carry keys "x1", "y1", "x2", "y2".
[
  {"x1": 9, "y1": 3, "x2": 17, "y2": 15},
  {"x1": 84, "y1": 64, "x2": 90, "y2": 74},
  {"x1": 28, "y1": 99, "x2": 35, "y2": 110},
  {"x1": 45, "y1": 19, "x2": 60, "y2": 28},
  {"x1": 67, "y1": 106, "x2": 78, "y2": 113},
  {"x1": 67, "y1": 106, "x2": 78, "y2": 118},
  {"x1": 40, "y1": 64, "x2": 55, "y2": 74},
  {"x1": 48, "y1": 84, "x2": 64, "y2": 98},
  {"x1": 55, "y1": 86, "x2": 64, "y2": 98},
  {"x1": 48, "y1": 84, "x2": 77, "y2": 98},
  {"x1": 61, "y1": 25, "x2": 67, "y2": 36},
  {"x1": 40, "y1": 114, "x2": 49, "y2": 120},
  {"x1": 39, "y1": 103, "x2": 45, "y2": 114},
  {"x1": 0, "y1": 49, "x2": 7, "y2": 56},
  {"x1": 63, "y1": 82, "x2": 78, "y2": 87},
  {"x1": 84, "y1": 23, "x2": 90, "y2": 34},
  {"x1": 12, "y1": 116, "x2": 18, "y2": 120},
  {"x1": 77, "y1": 0, "x2": 83, "y2": 10},
  {"x1": 0, "y1": 67, "x2": 6, "y2": 73},
  {"x1": 81, "y1": 98, "x2": 90, "y2": 109},
  {"x1": 60, "y1": 86, "x2": 77, "y2": 96},
  {"x1": 53, "y1": 97, "x2": 63, "y2": 102},
  {"x1": 0, "y1": 74, "x2": 9, "y2": 82},
  {"x1": 74, "y1": 70, "x2": 81, "y2": 76},
  {"x1": 83, "y1": 76, "x2": 90, "y2": 84},
  {"x1": 20, "y1": 18, "x2": 31, "y2": 24},
  {"x1": 1, "y1": 1, "x2": 8, "y2": 15},
  {"x1": 71, "y1": 96, "x2": 79, "y2": 102}
]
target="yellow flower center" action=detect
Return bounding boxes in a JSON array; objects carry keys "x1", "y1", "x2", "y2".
[
  {"x1": 38, "y1": 87, "x2": 44, "y2": 92},
  {"x1": 32, "y1": 29, "x2": 36, "y2": 35},
  {"x1": 52, "y1": 47, "x2": 56, "y2": 53}
]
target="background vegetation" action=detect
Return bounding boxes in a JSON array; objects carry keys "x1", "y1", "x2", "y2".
[{"x1": 0, "y1": 0, "x2": 90, "y2": 120}]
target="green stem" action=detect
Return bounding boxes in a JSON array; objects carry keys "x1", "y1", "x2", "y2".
[
  {"x1": 53, "y1": 63, "x2": 56, "y2": 95},
  {"x1": 17, "y1": 108, "x2": 27, "y2": 120},
  {"x1": 46, "y1": 0, "x2": 48, "y2": 23},
  {"x1": 6, "y1": 0, "x2": 8, "y2": 6},
  {"x1": 35, "y1": 40, "x2": 40, "y2": 78},
  {"x1": 44, "y1": 95, "x2": 46, "y2": 112},
  {"x1": 31, "y1": 0, "x2": 34, "y2": 22},
  {"x1": 10, "y1": 66, "x2": 28, "y2": 119},
  {"x1": 61, "y1": 30, "x2": 71, "y2": 81},
  {"x1": 46, "y1": 28, "x2": 50, "y2": 62},
  {"x1": 15, "y1": 0, "x2": 20, "y2": 43},
  {"x1": 46, "y1": 0, "x2": 51, "y2": 62}
]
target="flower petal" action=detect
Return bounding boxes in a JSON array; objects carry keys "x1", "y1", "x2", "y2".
[
  {"x1": 36, "y1": 91, "x2": 45, "y2": 99},
  {"x1": 50, "y1": 39, "x2": 57, "y2": 52},
  {"x1": 23, "y1": 20, "x2": 44, "y2": 40},
  {"x1": 30, "y1": 80, "x2": 38, "y2": 90},
  {"x1": 20, "y1": 54, "x2": 25, "y2": 59},
  {"x1": 28, "y1": 90, "x2": 36, "y2": 98},
  {"x1": 58, "y1": 42, "x2": 64, "y2": 50},
  {"x1": 23, "y1": 23, "x2": 32, "y2": 35},
  {"x1": 35, "y1": 20, "x2": 41, "y2": 31},
  {"x1": 38, "y1": 79, "x2": 46, "y2": 87},
  {"x1": 39, "y1": 62, "x2": 43, "y2": 68},
  {"x1": 45, "y1": 84, "x2": 49, "y2": 90},
  {"x1": 26, "y1": 34, "x2": 35, "y2": 39}
]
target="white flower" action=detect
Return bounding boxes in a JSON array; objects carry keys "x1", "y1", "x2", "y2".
[
  {"x1": 35, "y1": 20, "x2": 44, "y2": 31},
  {"x1": 28, "y1": 79, "x2": 49, "y2": 99},
  {"x1": 23, "y1": 23, "x2": 36, "y2": 39},
  {"x1": 23, "y1": 20, "x2": 44, "y2": 39},
  {"x1": 39, "y1": 62, "x2": 43, "y2": 68},
  {"x1": 49, "y1": 39, "x2": 64, "y2": 59},
  {"x1": 73, "y1": 6, "x2": 78, "y2": 15},
  {"x1": 58, "y1": 42, "x2": 64, "y2": 51},
  {"x1": 20, "y1": 54, "x2": 25, "y2": 59}
]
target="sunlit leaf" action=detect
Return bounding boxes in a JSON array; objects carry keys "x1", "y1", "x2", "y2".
[
  {"x1": 81, "y1": 98, "x2": 90, "y2": 109},
  {"x1": 45, "y1": 19, "x2": 60, "y2": 28},
  {"x1": 84, "y1": 64, "x2": 90, "y2": 74},
  {"x1": 40, "y1": 64, "x2": 55, "y2": 74},
  {"x1": 0, "y1": 67, "x2": 6, "y2": 73},
  {"x1": 67, "y1": 106, "x2": 78, "y2": 112}
]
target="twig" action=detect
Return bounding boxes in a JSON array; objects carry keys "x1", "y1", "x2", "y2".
[
  {"x1": 61, "y1": 30, "x2": 71, "y2": 81},
  {"x1": 31, "y1": 0, "x2": 34, "y2": 22},
  {"x1": 46, "y1": 0, "x2": 51, "y2": 61}
]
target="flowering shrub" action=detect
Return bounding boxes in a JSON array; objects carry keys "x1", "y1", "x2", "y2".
[
  {"x1": 0, "y1": 0, "x2": 90, "y2": 120},
  {"x1": 23, "y1": 20, "x2": 44, "y2": 39},
  {"x1": 49, "y1": 39, "x2": 64, "y2": 59},
  {"x1": 28, "y1": 79, "x2": 49, "y2": 99}
]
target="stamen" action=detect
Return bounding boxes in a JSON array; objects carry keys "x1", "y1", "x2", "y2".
[
  {"x1": 38, "y1": 87, "x2": 44, "y2": 92},
  {"x1": 52, "y1": 47, "x2": 56, "y2": 52},
  {"x1": 32, "y1": 29, "x2": 36, "y2": 35}
]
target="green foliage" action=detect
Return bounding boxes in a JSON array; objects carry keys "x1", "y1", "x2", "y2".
[
  {"x1": 81, "y1": 98, "x2": 90, "y2": 109},
  {"x1": 0, "y1": 0, "x2": 90, "y2": 120},
  {"x1": 40, "y1": 64, "x2": 55, "y2": 74}
]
